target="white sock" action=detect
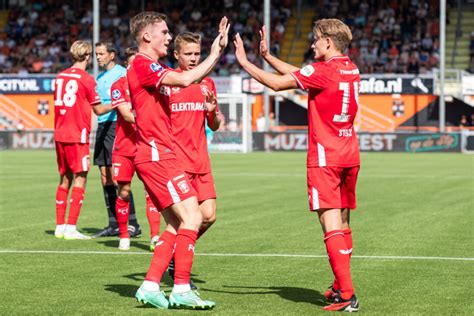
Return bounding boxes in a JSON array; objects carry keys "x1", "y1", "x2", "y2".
[
  {"x1": 142, "y1": 280, "x2": 160, "y2": 291},
  {"x1": 65, "y1": 225, "x2": 76, "y2": 233},
  {"x1": 56, "y1": 224, "x2": 66, "y2": 231},
  {"x1": 172, "y1": 284, "x2": 191, "y2": 294}
]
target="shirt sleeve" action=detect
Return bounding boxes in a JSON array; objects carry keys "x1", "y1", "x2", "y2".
[
  {"x1": 85, "y1": 74, "x2": 101, "y2": 106},
  {"x1": 110, "y1": 79, "x2": 129, "y2": 109},
  {"x1": 135, "y1": 59, "x2": 171, "y2": 89},
  {"x1": 290, "y1": 62, "x2": 328, "y2": 91}
]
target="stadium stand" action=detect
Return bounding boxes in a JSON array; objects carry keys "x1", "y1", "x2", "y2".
[{"x1": 0, "y1": 0, "x2": 291, "y2": 75}]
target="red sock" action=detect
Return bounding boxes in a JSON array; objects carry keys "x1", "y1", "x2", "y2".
[
  {"x1": 67, "y1": 187, "x2": 85, "y2": 225},
  {"x1": 325, "y1": 230, "x2": 354, "y2": 300},
  {"x1": 332, "y1": 228, "x2": 353, "y2": 291},
  {"x1": 145, "y1": 194, "x2": 161, "y2": 237},
  {"x1": 174, "y1": 229, "x2": 198, "y2": 285},
  {"x1": 55, "y1": 186, "x2": 69, "y2": 225},
  {"x1": 115, "y1": 197, "x2": 130, "y2": 238},
  {"x1": 145, "y1": 230, "x2": 176, "y2": 283}
]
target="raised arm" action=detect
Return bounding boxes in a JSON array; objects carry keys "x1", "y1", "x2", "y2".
[
  {"x1": 259, "y1": 26, "x2": 299, "y2": 75},
  {"x1": 162, "y1": 17, "x2": 230, "y2": 87},
  {"x1": 234, "y1": 33, "x2": 297, "y2": 91}
]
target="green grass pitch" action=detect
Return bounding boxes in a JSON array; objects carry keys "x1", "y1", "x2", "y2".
[{"x1": 0, "y1": 150, "x2": 473, "y2": 315}]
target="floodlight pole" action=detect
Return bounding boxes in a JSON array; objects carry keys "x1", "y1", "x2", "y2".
[
  {"x1": 439, "y1": 0, "x2": 446, "y2": 132},
  {"x1": 263, "y1": 0, "x2": 271, "y2": 131},
  {"x1": 93, "y1": 0, "x2": 100, "y2": 78}
]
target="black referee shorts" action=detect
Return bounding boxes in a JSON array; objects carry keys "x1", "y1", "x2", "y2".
[{"x1": 93, "y1": 121, "x2": 116, "y2": 167}]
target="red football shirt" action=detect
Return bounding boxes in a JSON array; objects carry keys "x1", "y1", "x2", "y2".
[
  {"x1": 54, "y1": 67, "x2": 100, "y2": 143},
  {"x1": 111, "y1": 76, "x2": 136, "y2": 157},
  {"x1": 167, "y1": 71, "x2": 218, "y2": 173},
  {"x1": 127, "y1": 52, "x2": 174, "y2": 164},
  {"x1": 291, "y1": 56, "x2": 360, "y2": 167}
]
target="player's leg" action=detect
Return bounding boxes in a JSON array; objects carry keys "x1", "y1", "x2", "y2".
[
  {"x1": 54, "y1": 172, "x2": 72, "y2": 238},
  {"x1": 93, "y1": 122, "x2": 119, "y2": 237},
  {"x1": 145, "y1": 190, "x2": 161, "y2": 251},
  {"x1": 194, "y1": 172, "x2": 217, "y2": 238},
  {"x1": 308, "y1": 167, "x2": 358, "y2": 312},
  {"x1": 198, "y1": 199, "x2": 216, "y2": 237},
  {"x1": 127, "y1": 190, "x2": 141, "y2": 237},
  {"x1": 63, "y1": 171, "x2": 90, "y2": 240},
  {"x1": 168, "y1": 197, "x2": 215, "y2": 309},
  {"x1": 54, "y1": 142, "x2": 71, "y2": 238},
  {"x1": 116, "y1": 182, "x2": 132, "y2": 250}
]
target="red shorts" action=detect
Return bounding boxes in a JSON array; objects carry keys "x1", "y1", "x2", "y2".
[
  {"x1": 55, "y1": 142, "x2": 90, "y2": 176},
  {"x1": 186, "y1": 172, "x2": 217, "y2": 203},
  {"x1": 135, "y1": 159, "x2": 196, "y2": 210},
  {"x1": 112, "y1": 154, "x2": 135, "y2": 183},
  {"x1": 307, "y1": 166, "x2": 359, "y2": 211}
]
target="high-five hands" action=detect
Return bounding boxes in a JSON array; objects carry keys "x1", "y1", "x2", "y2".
[
  {"x1": 233, "y1": 33, "x2": 249, "y2": 67},
  {"x1": 259, "y1": 26, "x2": 269, "y2": 58},
  {"x1": 211, "y1": 17, "x2": 231, "y2": 55}
]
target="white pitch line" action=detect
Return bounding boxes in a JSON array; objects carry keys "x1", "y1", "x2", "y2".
[{"x1": 0, "y1": 250, "x2": 472, "y2": 261}]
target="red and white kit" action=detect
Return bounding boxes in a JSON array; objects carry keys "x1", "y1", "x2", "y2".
[
  {"x1": 167, "y1": 70, "x2": 218, "y2": 202},
  {"x1": 291, "y1": 56, "x2": 360, "y2": 210},
  {"x1": 127, "y1": 53, "x2": 196, "y2": 210},
  {"x1": 54, "y1": 67, "x2": 101, "y2": 174},
  {"x1": 110, "y1": 75, "x2": 137, "y2": 182}
]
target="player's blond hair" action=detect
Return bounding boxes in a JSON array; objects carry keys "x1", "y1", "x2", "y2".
[
  {"x1": 313, "y1": 19, "x2": 352, "y2": 53},
  {"x1": 130, "y1": 11, "x2": 167, "y2": 42},
  {"x1": 174, "y1": 32, "x2": 201, "y2": 52},
  {"x1": 70, "y1": 40, "x2": 92, "y2": 63}
]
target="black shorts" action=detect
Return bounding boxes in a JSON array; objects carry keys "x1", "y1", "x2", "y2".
[{"x1": 93, "y1": 121, "x2": 116, "y2": 166}]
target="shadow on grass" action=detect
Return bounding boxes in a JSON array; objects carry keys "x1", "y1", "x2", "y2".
[
  {"x1": 44, "y1": 230, "x2": 54, "y2": 236},
  {"x1": 94, "y1": 239, "x2": 150, "y2": 251},
  {"x1": 205, "y1": 285, "x2": 326, "y2": 306}
]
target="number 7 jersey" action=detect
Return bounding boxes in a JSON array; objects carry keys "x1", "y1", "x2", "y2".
[
  {"x1": 54, "y1": 67, "x2": 101, "y2": 144},
  {"x1": 291, "y1": 56, "x2": 360, "y2": 167}
]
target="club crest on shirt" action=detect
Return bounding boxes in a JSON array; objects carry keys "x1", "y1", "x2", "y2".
[
  {"x1": 200, "y1": 85, "x2": 210, "y2": 96},
  {"x1": 177, "y1": 180, "x2": 190, "y2": 194},
  {"x1": 150, "y1": 63, "x2": 163, "y2": 72},
  {"x1": 112, "y1": 89, "x2": 121, "y2": 100},
  {"x1": 300, "y1": 65, "x2": 315, "y2": 77}
]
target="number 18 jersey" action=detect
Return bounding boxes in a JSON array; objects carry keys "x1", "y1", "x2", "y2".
[
  {"x1": 54, "y1": 67, "x2": 101, "y2": 144},
  {"x1": 291, "y1": 56, "x2": 360, "y2": 167}
]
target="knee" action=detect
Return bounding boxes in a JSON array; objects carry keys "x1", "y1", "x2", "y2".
[
  {"x1": 202, "y1": 211, "x2": 216, "y2": 226},
  {"x1": 118, "y1": 190, "x2": 130, "y2": 201}
]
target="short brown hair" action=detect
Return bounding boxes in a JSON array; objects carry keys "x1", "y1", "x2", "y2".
[
  {"x1": 313, "y1": 19, "x2": 353, "y2": 53},
  {"x1": 174, "y1": 32, "x2": 201, "y2": 52},
  {"x1": 130, "y1": 11, "x2": 167, "y2": 42},
  {"x1": 124, "y1": 46, "x2": 138, "y2": 66},
  {"x1": 95, "y1": 41, "x2": 117, "y2": 55},
  {"x1": 70, "y1": 40, "x2": 92, "y2": 62}
]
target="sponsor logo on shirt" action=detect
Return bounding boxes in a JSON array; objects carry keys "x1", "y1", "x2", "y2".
[
  {"x1": 171, "y1": 87, "x2": 181, "y2": 94},
  {"x1": 300, "y1": 65, "x2": 315, "y2": 77},
  {"x1": 111, "y1": 89, "x2": 121, "y2": 100},
  {"x1": 177, "y1": 180, "x2": 190, "y2": 194},
  {"x1": 171, "y1": 102, "x2": 206, "y2": 112},
  {"x1": 150, "y1": 63, "x2": 163, "y2": 72}
]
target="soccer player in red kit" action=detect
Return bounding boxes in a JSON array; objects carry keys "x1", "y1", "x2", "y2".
[
  {"x1": 54, "y1": 40, "x2": 113, "y2": 240},
  {"x1": 164, "y1": 31, "x2": 221, "y2": 285},
  {"x1": 110, "y1": 47, "x2": 161, "y2": 251},
  {"x1": 235, "y1": 19, "x2": 360, "y2": 312},
  {"x1": 128, "y1": 12, "x2": 229, "y2": 310}
]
